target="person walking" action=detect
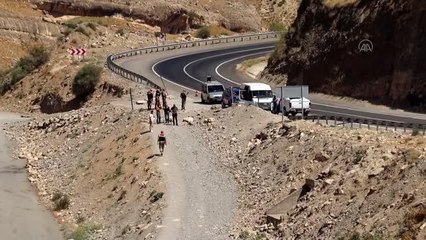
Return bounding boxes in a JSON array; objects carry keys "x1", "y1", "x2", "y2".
[
  {"x1": 157, "y1": 131, "x2": 167, "y2": 156},
  {"x1": 171, "y1": 104, "x2": 178, "y2": 126},
  {"x1": 155, "y1": 105, "x2": 162, "y2": 124},
  {"x1": 164, "y1": 105, "x2": 171, "y2": 124},
  {"x1": 180, "y1": 90, "x2": 187, "y2": 110},
  {"x1": 147, "y1": 89, "x2": 154, "y2": 110},
  {"x1": 148, "y1": 110, "x2": 155, "y2": 132}
]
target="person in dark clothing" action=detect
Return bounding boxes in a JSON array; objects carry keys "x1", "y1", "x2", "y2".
[
  {"x1": 161, "y1": 89, "x2": 168, "y2": 108},
  {"x1": 272, "y1": 95, "x2": 277, "y2": 114},
  {"x1": 155, "y1": 89, "x2": 161, "y2": 108},
  {"x1": 155, "y1": 105, "x2": 161, "y2": 124},
  {"x1": 171, "y1": 104, "x2": 178, "y2": 126},
  {"x1": 147, "y1": 90, "x2": 154, "y2": 110},
  {"x1": 180, "y1": 90, "x2": 187, "y2": 110},
  {"x1": 164, "y1": 105, "x2": 171, "y2": 124}
]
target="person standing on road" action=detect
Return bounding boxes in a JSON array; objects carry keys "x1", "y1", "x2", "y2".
[
  {"x1": 164, "y1": 105, "x2": 171, "y2": 124},
  {"x1": 155, "y1": 89, "x2": 161, "y2": 109},
  {"x1": 155, "y1": 105, "x2": 162, "y2": 124},
  {"x1": 147, "y1": 89, "x2": 154, "y2": 110},
  {"x1": 171, "y1": 104, "x2": 178, "y2": 126},
  {"x1": 180, "y1": 90, "x2": 187, "y2": 110},
  {"x1": 161, "y1": 89, "x2": 168, "y2": 108},
  {"x1": 148, "y1": 110, "x2": 155, "y2": 132}
]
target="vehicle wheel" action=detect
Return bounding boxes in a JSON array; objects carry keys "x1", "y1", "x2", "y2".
[
  {"x1": 304, "y1": 111, "x2": 310, "y2": 117},
  {"x1": 201, "y1": 97, "x2": 205, "y2": 104},
  {"x1": 291, "y1": 112, "x2": 297, "y2": 116}
]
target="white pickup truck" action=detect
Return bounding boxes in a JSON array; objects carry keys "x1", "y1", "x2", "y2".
[
  {"x1": 274, "y1": 97, "x2": 311, "y2": 116},
  {"x1": 272, "y1": 86, "x2": 311, "y2": 116}
]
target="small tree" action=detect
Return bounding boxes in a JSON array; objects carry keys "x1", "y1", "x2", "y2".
[
  {"x1": 196, "y1": 26, "x2": 210, "y2": 39},
  {"x1": 72, "y1": 64, "x2": 102, "y2": 100}
]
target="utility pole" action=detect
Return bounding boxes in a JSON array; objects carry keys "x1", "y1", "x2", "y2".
[
  {"x1": 281, "y1": 86, "x2": 284, "y2": 125},
  {"x1": 300, "y1": 72, "x2": 304, "y2": 120}
]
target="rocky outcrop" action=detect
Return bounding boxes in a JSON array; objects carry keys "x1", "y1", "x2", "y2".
[
  {"x1": 263, "y1": 0, "x2": 426, "y2": 110},
  {"x1": 35, "y1": 0, "x2": 204, "y2": 34},
  {"x1": 0, "y1": 16, "x2": 61, "y2": 36}
]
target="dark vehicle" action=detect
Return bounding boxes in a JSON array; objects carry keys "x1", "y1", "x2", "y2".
[{"x1": 222, "y1": 87, "x2": 241, "y2": 108}]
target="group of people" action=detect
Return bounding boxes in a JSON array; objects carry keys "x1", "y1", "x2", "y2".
[
  {"x1": 147, "y1": 88, "x2": 188, "y2": 132},
  {"x1": 146, "y1": 88, "x2": 189, "y2": 156}
]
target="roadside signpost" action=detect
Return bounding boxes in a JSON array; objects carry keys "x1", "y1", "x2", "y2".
[{"x1": 68, "y1": 48, "x2": 87, "y2": 61}]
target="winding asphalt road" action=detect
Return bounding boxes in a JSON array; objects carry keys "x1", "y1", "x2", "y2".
[{"x1": 151, "y1": 42, "x2": 426, "y2": 126}]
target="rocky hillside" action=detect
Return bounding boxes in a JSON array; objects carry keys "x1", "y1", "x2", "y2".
[
  {"x1": 262, "y1": 0, "x2": 426, "y2": 111},
  {"x1": 194, "y1": 105, "x2": 426, "y2": 240}
]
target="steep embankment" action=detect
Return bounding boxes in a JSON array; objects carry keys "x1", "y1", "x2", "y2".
[{"x1": 262, "y1": 0, "x2": 426, "y2": 111}]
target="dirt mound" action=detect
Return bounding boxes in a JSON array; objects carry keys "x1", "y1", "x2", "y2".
[{"x1": 191, "y1": 105, "x2": 426, "y2": 239}]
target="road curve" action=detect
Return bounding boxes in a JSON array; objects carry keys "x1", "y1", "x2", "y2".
[{"x1": 152, "y1": 42, "x2": 426, "y2": 125}]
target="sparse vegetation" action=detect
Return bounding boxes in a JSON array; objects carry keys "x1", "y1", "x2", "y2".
[
  {"x1": 339, "y1": 232, "x2": 385, "y2": 240},
  {"x1": 76, "y1": 26, "x2": 90, "y2": 37},
  {"x1": 86, "y1": 22, "x2": 97, "y2": 31},
  {"x1": 67, "y1": 224, "x2": 99, "y2": 240},
  {"x1": 269, "y1": 21, "x2": 287, "y2": 32},
  {"x1": 64, "y1": 22, "x2": 78, "y2": 29},
  {"x1": 196, "y1": 26, "x2": 211, "y2": 39},
  {"x1": 149, "y1": 191, "x2": 164, "y2": 203},
  {"x1": 269, "y1": 32, "x2": 287, "y2": 65},
  {"x1": 239, "y1": 230, "x2": 250, "y2": 239},
  {"x1": 353, "y1": 149, "x2": 367, "y2": 164},
  {"x1": 51, "y1": 191, "x2": 70, "y2": 211},
  {"x1": 411, "y1": 127, "x2": 420, "y2": 136},
  {"x1": 116, "y1": 28, "x2": 125, "y2": 36},
  {"x1": 72, "y1": 64, "x2": 102, "y2": 100},
  {"x1": 0, "y1": 45, "x2": 49, "y2": 94}
]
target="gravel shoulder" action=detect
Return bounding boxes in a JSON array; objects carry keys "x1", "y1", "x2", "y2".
[
  {"x1": 155, "y1": 116, "x2": 236, "y2": 240},
  {"x1": 0, "y1": 112, "x2": 62, "y2": 240}
]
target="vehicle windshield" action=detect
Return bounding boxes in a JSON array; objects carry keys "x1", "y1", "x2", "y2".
[
  {"x1": 208, "y1": 85, "x2": 225, "y2": 93},
  {"x1": 251, "y1": 90, "x2": 273, "y2": 98}
]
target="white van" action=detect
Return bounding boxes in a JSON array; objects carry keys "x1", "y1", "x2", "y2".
[
  {"x1": 241, "y1": 83, "x2": 274, "y2": 110},
  {"x1": 201, "y1": 80, "x2": 225, "y2": 104}
]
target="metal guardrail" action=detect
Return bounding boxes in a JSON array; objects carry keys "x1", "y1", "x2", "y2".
[
  {"x1": 288, "y1": 115, "x2": 426, "y2": 134},
  {"x1": 106, "y1": 32, "x2": 281, "y2": 89}
]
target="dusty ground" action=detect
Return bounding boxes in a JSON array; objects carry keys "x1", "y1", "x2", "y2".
[{"x1": 189, "y1": 105, "x2": 426, "y2": 239}]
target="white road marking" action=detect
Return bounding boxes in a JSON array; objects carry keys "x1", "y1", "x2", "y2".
[
  {"x1": 183, "y1": 46, "x2": 273, "y2": 84},
  {"x1": 214, "y1": 50, "x2": 272, "y2": 85}
]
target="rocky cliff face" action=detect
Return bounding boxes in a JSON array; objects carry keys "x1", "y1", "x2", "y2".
[
  {"x1": 263, "y1": 0, "x2": 426, "y2": 110},
  {"x1": 35, "y1": 0, "x2": 204, "y2": 34}
]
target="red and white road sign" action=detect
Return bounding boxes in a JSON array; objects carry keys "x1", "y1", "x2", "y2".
[{"x1": 68, "y1": 48, "x2": 87, "y2": 56}]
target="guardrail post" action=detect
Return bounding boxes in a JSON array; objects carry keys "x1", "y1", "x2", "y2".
[
  {"x1": 350, "y1": 119, "x2": 353, "y2": 128},
  {"x1": 342, "y1": 120, "x2": 345, "y2": 127},
  {"x1": 394, "y1": 123, "x2": 397, "y2": 132},
  {"x1": 376, "y1": 122, "x2": 379, "y2": 131},
  {"x1": 317, "y1": 116, "x2": 319, "y2": 123},
  {"x1": 359, "y1": 121, "x2": 361, "y2": 129},
  {"x1": 385, "y1": 122, "x2": 388, "y2": 131},
  {"x1": 423, "y1": 125, "x2": 426, "y2": 135},
  {"x1": 325, "y1": 116, "x2": 328, "y2": 125},
  {"x1": 404, "y1": 124, "x2": 406, "y2": 133},
  {"x1": 334, "y1": 116, "x2": 337, "y2": 126},
  {"x1": 367, "y1": 121, "x2": 370, "y2": 129}
]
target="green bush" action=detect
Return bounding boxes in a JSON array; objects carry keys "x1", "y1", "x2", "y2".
[
  {"x1": 0, "y1": 45, "x2": 49, "y2": 94},
  {"x1": 270, "y1": 21, "x2": 287, "y2": 32},
  {"x1": 269, "y1": 32, "x2": 287, "y2": 65},
  {"x1": 196, "y1": 26, "x2": 210, "y2": 39},
  {"x1": 86, "y1": 22, "x2": 97, "y2": 31},
  {"x1": 116, "y1": 28, "x2": 125, "y2": 36},
  {"x1": 52, "y1": 192, "x2": 70, "y2": 211},
  {"x1": 67, "y1": 224, "x2": 98, "y2": 240},
  {"x1": 64, "y1": 22, "x2": 78, "y2": 29},
  {"x1": 76, "y1": 26, "x2": 90, "y2": 37},
  {"x1": 72, "y1": 64, "x2": 102, "y2": 100}
]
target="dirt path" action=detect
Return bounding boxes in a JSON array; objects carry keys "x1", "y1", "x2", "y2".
[
  {"x1": 155, "y1": 123, "x2": 236, "y2": 240},
  {"x1": 0, "y1": 113, "x2": 62, "y2": 240}
]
